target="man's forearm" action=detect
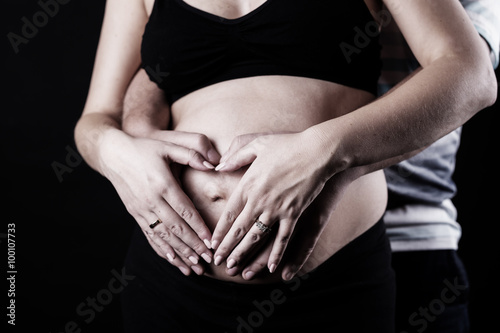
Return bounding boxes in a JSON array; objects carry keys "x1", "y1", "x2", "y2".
[{"x1": 122, "y1": 69, "x2": 170, "y2": 137}]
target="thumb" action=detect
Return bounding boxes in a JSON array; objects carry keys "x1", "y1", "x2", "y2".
[
  {"x1": 215, "y1": 142, "x2": 258, "y2": 172},
  {"x1": 220, "y1": 133, "x2": 262, "y2": 164}
]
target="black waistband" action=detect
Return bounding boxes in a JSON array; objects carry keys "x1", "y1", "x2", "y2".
[
  {"x1": 128, "y1": 217, "x2": 390, "y2": 291},
  {"x1": 122, "y1": 218, "x2": 395, "y2": 332}
]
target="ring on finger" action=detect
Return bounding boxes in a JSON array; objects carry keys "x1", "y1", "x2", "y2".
[
  {"x1": 150, "y1": 219, "x2": 163, "y2": 229},
  {"x1": 254, "y1": 219, "x2": 271, "y2": 233}
]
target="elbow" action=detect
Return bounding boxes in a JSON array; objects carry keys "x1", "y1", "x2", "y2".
[
  {"x1": 480, "y1": 68, "x2": 497, "y2": 109},
  {"x1": 455, "y1": 58, "x2": 498, "y2": 118},
  {"x1": 472, "y1": 60, "x2": 497, "y2": 111},
  {"x1": 73, "y1": 116, "x2": 85, "y2": 150},
  {"x1": 483, "y1": 73, "x2": 497, "y2": 108}
]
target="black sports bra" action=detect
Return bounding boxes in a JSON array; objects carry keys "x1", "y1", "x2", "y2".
[{"x1": 141, "y1": 0, "x2": 381, "y2": 105}]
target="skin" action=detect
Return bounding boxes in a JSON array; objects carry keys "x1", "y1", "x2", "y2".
[
  {"x1": 209, "y1": 0, "x2": 497, "y2": 279},
  {"x1": 170, "y1": 76, "x2": 387, "y2": 282},
  {"x1": 75, "y1": 0, "x2": 496, "y2": 281}
]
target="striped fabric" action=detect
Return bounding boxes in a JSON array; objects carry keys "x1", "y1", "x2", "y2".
[{"x1": 379, "y1": 0, "x2": 500, "y2": 252}]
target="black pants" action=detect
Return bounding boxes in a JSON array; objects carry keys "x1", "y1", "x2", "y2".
[
  {"x1": 121, "y1": 220, "x2": 395, "y2": 332},
  {"x1": 392, "y1": 250, "x2": 470, "y2": 333}
]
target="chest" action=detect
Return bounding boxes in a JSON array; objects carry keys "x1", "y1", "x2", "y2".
[{"x1": 144, "y1": 0, "x2": 383, "y2": 20}]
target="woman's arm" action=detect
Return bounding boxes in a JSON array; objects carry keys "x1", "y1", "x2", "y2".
[
  {"x1": 312, "y1": 0, "x2": 497, "y2": 175},
  {"x1": 211, "y1": 0, "x2": 497, "y2": 278},
  {"x1": 74, "y1": 0, "x2": 216, "y2": 275},
  {"x1": 75, "y1": 0, "x2": 147, "y2": 173}
]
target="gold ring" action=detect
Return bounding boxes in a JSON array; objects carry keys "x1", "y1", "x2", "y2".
[{"x1": 149, "y1": 219, "x2": 162, "y2": 229}]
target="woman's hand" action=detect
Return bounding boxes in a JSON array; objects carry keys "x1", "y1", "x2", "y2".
[
  {"x1": 238, "y1": 169, "x2": 360, "y2": 280},
  {"x1": 211, "y1": 129, "x2": 335, "y2": 274},
  {"x1": 99, "y1": 129, "x2": 220, "y2": 275},
  {"x1": 215, "y1": 133, "x2": 360, "y2": 280}
]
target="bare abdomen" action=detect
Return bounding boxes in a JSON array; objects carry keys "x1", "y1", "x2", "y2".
[{"x1": 172, "y1": 76, "x2": 387, "y2": 283}]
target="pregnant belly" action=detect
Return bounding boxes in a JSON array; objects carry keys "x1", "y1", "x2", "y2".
[
  {"x1": 181, "y1": 166, "x2": 387, "y2": 283},
  {"x1": 172, "y1": 75, "x2": 387, "y2": 283}
]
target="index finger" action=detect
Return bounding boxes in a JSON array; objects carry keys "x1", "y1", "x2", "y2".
[
  {"x1": 154, "y1": 131, "x2": 221, "y2": 165},
  {"x1": 210, "y1": 186, "x2": 248, "y2": 251},
  {"x1": 161, "y1": 170, "x2": 214, "y2": 251}
]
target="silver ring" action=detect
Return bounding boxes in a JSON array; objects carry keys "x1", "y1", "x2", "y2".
[
  {"x1": 254, "y1": 220, "x2": 271, "y2": 233},
  {"x1": 149, "y1": 219, "x2": 162, "y2": 229}
]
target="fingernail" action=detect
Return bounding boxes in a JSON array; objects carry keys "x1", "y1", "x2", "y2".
[
  {"x1": 215, "y1": 163, "x2": 226, "y2": 171},
  {"x1": 214, "y1": 255, "x2": 223, "y2": 266},
  {"x1": 227, "y1": 258, "x2": 237, "y2": 269},
  {"x1": 189, "y1": 256, "x2": 199, "y2": 265},
  {"x1": 201, "y1": 253, "x2": 212, "y2": 264},
  {"x1": 179, "y1": 267, "x2": 191, "y2": 276},
  {"x1": 203, "y1": 161, "x2": 215, "y2": 169},
  {"x1": 204, "y1": 239, "x2": 212, "y2": 249},
  {"x1": 284, "y1": 272, "x2": 294, "y2": 281},
  {"x1": 269, "y1": 264, "x2": 277, "y2": 274},
  {"x1": 211, "y1": 240, "x2": 219, "y2": 250},
  {"x1": 167, "y1": 253, "x2": 174, "y2": 262},
  {"x1": 191, "y1": 266, "x2": 203, "y2": 275},
  {"x1": 244, "y1": 271, "x2": 256, "y2": 280}
]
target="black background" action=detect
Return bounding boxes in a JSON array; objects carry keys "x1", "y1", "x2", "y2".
[{"x1": 4, "y1": 1, "x2": 499, "y2": 332}]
